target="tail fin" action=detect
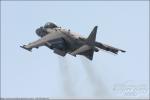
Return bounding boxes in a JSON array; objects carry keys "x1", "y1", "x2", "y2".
[
  {"x1": 83, "y1": 26, "x2": 97, "y2": 60},
  {"x1": 86, "y1": 26, "x2": 98, "y2": 45},
  {"x1": 70, "y1": 26, "x2": 98, "y2": 60}
]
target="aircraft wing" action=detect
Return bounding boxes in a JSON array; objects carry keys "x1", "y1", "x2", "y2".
[
  {"x1": 20, "y1": 33, "x2": 63, "y2": 51},
  {"x1": 95, "y1": 42, "x2": 126, "y2": 54}
]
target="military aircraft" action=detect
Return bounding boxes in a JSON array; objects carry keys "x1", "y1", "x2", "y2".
[{"x1": 20, "y1": 22, "x2": 126, "y2": 60}]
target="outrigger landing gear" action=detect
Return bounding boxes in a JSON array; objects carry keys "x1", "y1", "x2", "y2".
[{"x1": 20, "y1": 45, "x2": 32, "y2": 52}]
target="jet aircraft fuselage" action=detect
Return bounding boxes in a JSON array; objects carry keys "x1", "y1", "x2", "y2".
[{"x1": 21, "y1": 22, "x2": 125, "y2": 60}]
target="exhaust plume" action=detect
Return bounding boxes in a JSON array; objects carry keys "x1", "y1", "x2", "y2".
[
  {"x1": 80, "y1": 56, "x2": 110, "y2": 98},
  {"x1": 58, "y1": 56, "x2": 75, "y2": 97}
]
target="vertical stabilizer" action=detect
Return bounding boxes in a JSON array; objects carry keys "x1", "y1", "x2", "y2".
[
  {"x1": 71, "y1": 26, "x2": 98, "y2": 60},
  {"x1": 86, "y1": 26, "x2": 98, "y2": 45}
]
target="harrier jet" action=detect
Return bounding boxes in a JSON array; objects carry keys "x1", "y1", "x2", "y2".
[{"x1": 21, "y1": 22, "x2": 125, "y2": 60}]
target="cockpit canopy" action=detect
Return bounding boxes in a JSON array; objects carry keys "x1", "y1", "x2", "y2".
[{"x1": 44, "y1": 22, "x2": 58, "y2": 28}]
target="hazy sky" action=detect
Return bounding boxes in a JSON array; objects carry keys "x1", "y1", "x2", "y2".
[{"x1": 1, "y1": 1, "x2": 149, "y2": 99}]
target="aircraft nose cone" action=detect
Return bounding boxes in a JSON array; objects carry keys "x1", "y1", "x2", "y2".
[
  {"x1": 35, "y1": 27, "x2": 47, "y2": 37},
  {"x1": 35, "y1": 27, "x2": 43, "y2": 37},
  {"x1": 35, "y1": 27, "x2": 41, "y2": 34}
]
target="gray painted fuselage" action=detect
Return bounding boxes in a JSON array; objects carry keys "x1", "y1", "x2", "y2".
[
  {"x1": 36, "y1": 27, "x2": 89, "y2": 54},
  {"x1": 21, "y1": 22, "x2": 125, "y2": 60}
]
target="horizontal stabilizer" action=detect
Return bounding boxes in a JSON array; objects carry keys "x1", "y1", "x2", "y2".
[
  {"x1": 79, "y1": 49, "x2": 94, "y2": 60},
  {"x1": 70, "y1": 45, "x2": 91, "y2": 56}
]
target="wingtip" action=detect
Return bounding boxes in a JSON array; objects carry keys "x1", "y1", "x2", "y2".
[
  {"x1": 120, "y1": 50, "x2": 126, "y2": 53},
  {"x1": 20, "y1": 45, "x2": 32, "y2": 52}
]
